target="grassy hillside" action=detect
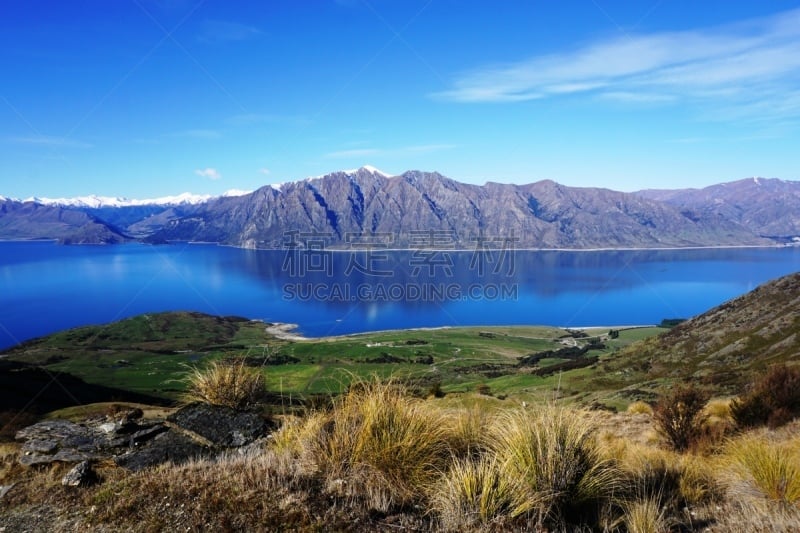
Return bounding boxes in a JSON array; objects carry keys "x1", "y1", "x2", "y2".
[
  {"x1": 587, "y1": 272, "x2": 800, "y2": 406},
  {"x1": 2, "y1": 311, "x2": 663, "y2": 405},
  {"x1": 1, "y1": 312, "x2": 271, "y2": 400}
]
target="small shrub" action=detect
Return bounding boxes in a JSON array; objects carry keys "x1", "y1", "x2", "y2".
[
  {"x1": 653, "y1": 384, "x2": 709, "y2": 452},
  {"x1": 476, "y1": 383, "x2": 492, "y2": 396},
  {"x1": 731, "y1": 365, "x2": 800, "y2": 429},
  {"x1": 489, "y1": 407, "x2": 619, "y2": 527},
  {"x1": 721, "y1": 435, "x2": 800, "y2": 506},
  {"x1": 183, "y1": 358, "x2": 265, "y2": 410}
]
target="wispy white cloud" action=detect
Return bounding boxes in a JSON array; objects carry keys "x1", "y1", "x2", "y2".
[
  {"x1": 325, "y1": 144, "x2": 455, "y2": 159},
  {"x1": 198, "y1": 20, "x2": 261, "y2": 43},
  {"x1": 7, "y1": 135, "x2": 93, "y2": 148},
  {"x1": 195, "y1": 167, "x2": 222, "y2": 180},
  {"x1": 259, "y1": 168, "x2": 271, "y2": 176},
  {"x1": 433, "y1": 8, "x2": 800, "y2": 121}
]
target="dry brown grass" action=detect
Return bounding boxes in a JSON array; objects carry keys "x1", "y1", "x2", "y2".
[
  {"x1": 90, "y1": 450, "x2": 319, "y2": 532},
  {"x1": 488, "y1": 407, "x2": 620, "y2": 527},
  {"x1": 627, "y1": 401, "x2": 654, "y2": 416},
  {"x1": 182, "y1": 358, "x2": 265, "y2": 410},
  {"x1": 705, "y1": 499, "x2": 800, "y2": 532},
  {"x1": 431, "y1": 455, "x2": 520, "y2": 531},
  {"x1": 720, "y1": 434, "x2": 800, "y2": 507},
  {"x1": 443, "y1": 406, "x2": 492, "y2": 459},
  {"x1": 295, "y1": 378, "x2": 453, "y2": 512},
  {"x1": 3, "y1": 378, "x2": 800, "y2": 532}
]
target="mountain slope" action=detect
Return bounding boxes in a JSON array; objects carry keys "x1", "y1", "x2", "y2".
[
  {"x1": 636, "y1": 177, "x2": 800, "y2": 241},
  {"x1": 595, "y1": 271, "x2": 800, "y2": 400},
  {"x1": 0, "y1": 199, "x2": 127, "y2": 244},
  {"x1": 147, "y1": 168, "x2": 768, "y2": 249}
]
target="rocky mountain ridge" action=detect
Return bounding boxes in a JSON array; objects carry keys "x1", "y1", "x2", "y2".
[{"x1": 2, "y1": 168, "x2": 798, "y2": 248}]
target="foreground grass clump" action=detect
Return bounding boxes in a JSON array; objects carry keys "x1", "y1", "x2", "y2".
[
  {"x1": 721, "y1": 434, "x2": 800, "y2": 507},
  {"x1": 182, "y1": 358, "x2": 265, "y2": 410},
  {"x1": 488, "y1": 407, "x2": 619, "y2": 527},
  {"x1": 299, "y1": 379, "x2": 452, "y2": 512},
  {"x1": 432, "y1": 456, "x2": 520, "y2": 531},
  {"x1": 622, "y1": 495, "x2": 670, "y2": 533}
]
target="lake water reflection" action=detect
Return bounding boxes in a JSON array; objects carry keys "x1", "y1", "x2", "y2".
[{"x1": 0, "y1": 242, "x2": 798, "y2": 350}]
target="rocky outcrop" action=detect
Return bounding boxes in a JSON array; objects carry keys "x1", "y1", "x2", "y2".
[
  {"x1": 15, "y1": 404, "x2": 273, "y2": 472},
  {"x1": 61, "y1": 461, "x2": 96, "y2": 487}
]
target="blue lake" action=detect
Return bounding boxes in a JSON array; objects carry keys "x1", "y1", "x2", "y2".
[{"x1": 1, "y1": 241, "x2": 799, "y2": 350}]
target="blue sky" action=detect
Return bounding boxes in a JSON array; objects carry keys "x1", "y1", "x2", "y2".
[{"x1": 2, "y1": 0, "x2": 800, "y2": 198}]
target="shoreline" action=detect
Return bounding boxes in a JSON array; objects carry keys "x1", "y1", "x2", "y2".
[
  {"x1": 209, "y1": 242, "x2": 797, "y2": 253},
  {"x1": 2, "y1": 238, "x2": 797, "y2": 253},
  {"x1": 263, "y1": 322, "x2": 660, "y2": 342}
]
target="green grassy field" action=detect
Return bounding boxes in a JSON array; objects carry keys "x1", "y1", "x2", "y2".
[{"x1": 2, "y1": 311, "x2": 667, "y2": 406}]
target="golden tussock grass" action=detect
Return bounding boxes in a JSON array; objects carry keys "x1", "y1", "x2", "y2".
[
  {"x1": 6, "y1": 376, "x2": 800, "y2": 532},
  {"x1": 297, "y1": 378, "x2": 453, "y2": 512},
  {"x1": 182, "y1": 358, "x2": 265, "y2": 410},
  {"x1": 627, "y1": 401, "x2": 654, "y2": 415},
  {"x1": 622, "y1": 495, "x2": 671, "y2": 533},
  {"x1": 431, "y1": 455, "x2": 520, "y2": 531},
  {"x1": 720, "y1": 434, "x2": 800, "y2": 507},
  {"x1": 487, "y1": 407, "x2": 620, "y2": 526},
  {"x1": 704, "y1": 398, "x2": 733, "y2": 422},
  {"x1": 442, "y1": 405, "x2": 492, "y2": 459}
]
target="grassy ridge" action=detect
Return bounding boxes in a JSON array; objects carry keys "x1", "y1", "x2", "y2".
[{"x1": 2, "y1": 311, "x2": 665, "y2": 404}]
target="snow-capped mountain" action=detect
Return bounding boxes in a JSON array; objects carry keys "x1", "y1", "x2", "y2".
[
  {"x1": 343, "y1": 165, "x2": 390, "y2": 178},
  {"x1": 21, "y1": 189, "x2": 251, "y2": 208}
]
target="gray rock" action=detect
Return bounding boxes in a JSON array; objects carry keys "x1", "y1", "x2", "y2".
[
  {"x1": 0, "y1": 483, "x2": 14, "y2": 500},
  {"x1": 16, "y1": 420, "x2": 106, "y2": 466},
  {"x1": 166, "y1": 403, "x2": 271, "y2": 448},
  {"x1": 14, "y1": 403, "x2": 274, "y2": 472},
  {"x1": 62, "y1": 461, "x2": 95, "y2": 487},
  {"x1": 114, "y1": 430, "x2": 209, "y2": 472},
  {"x1": 15, "y1": 417, "x2": 168, "y2": 466}
]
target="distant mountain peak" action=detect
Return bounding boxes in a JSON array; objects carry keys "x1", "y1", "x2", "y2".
[
  {"x1": 221, "y1": 189, "x2": 252, "y2": 198},
  {"x1": 19, "y1": 191, "x2": 249, "y2": 208},
  {"x1": 336, "y1": 165, "x2": 391, "y2": 178}
]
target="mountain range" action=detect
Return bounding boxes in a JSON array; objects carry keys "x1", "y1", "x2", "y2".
[{"x1": 2, "y1": 168, "x2": 799, "y2": 248}]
